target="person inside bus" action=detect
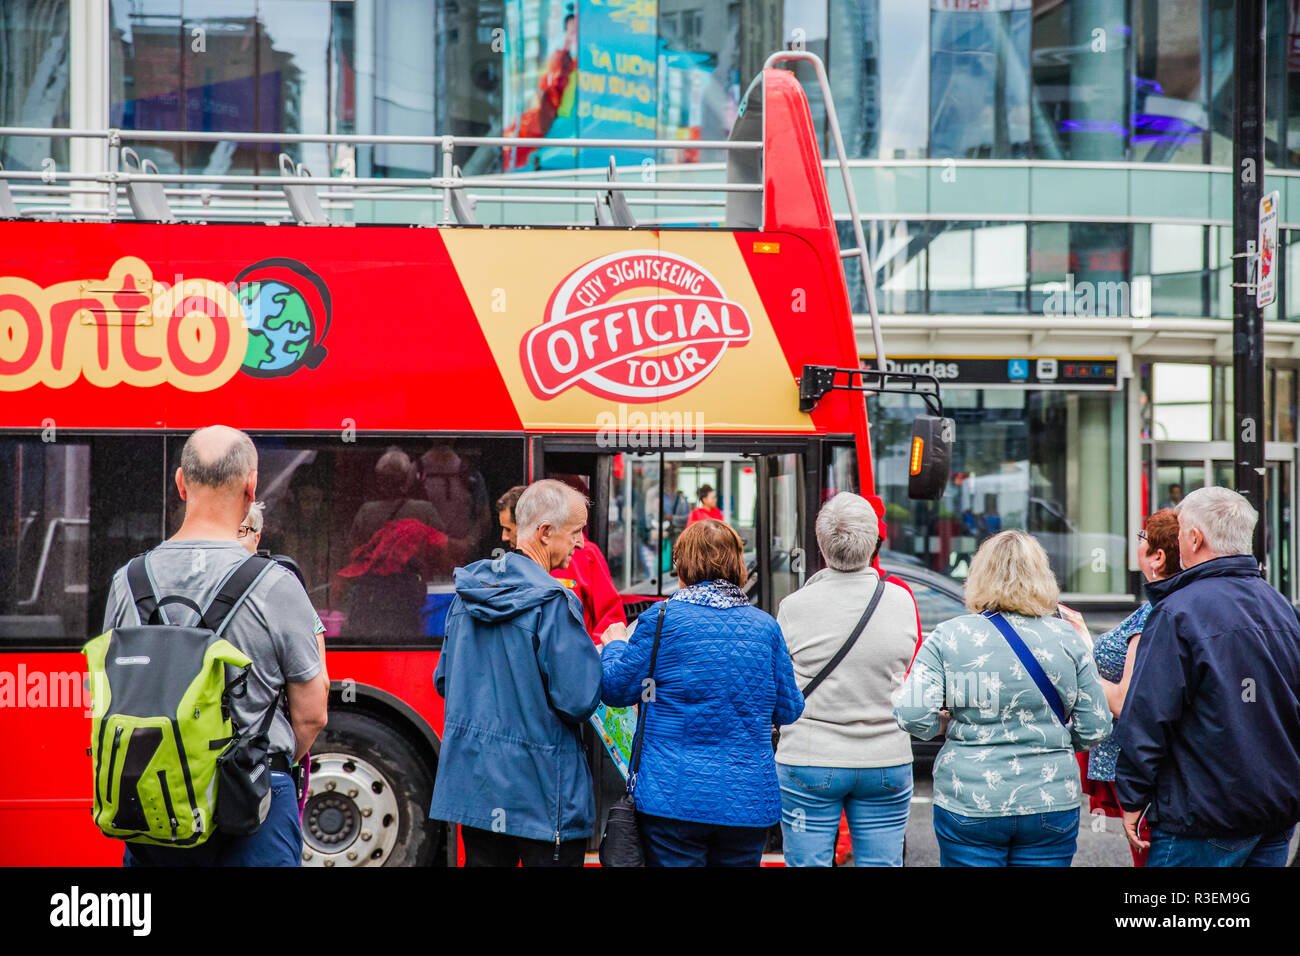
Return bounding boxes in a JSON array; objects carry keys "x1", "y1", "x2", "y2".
[
  {"x1": 243, "y1": 499, "x2": 328, "y2": 650},
  {"x1": 496, "y1": 482, "x2": 625, "y2": 646},
  {"x1": 600, "y1": 519, "x2": 804, "y2": 866},
  {"x1": 431, "y1": 479, "x2": 602, "y2": 867},
  {"x1": 337, "y1": 448, "x2": 456, "y2": 638},
  {"x1": 687, "y1": 484, "x2": 724, "y2": 525},
  {"x1": 416, "y1": 443, "x2": 490, "y2": 554},
  {"x1": 775, "y1": 492, "x2": 922, "y2": 867},
  {"x1": 276, "y1": 464, "x2": 334, "y2": 602},
  {"x1": 103, "y1": 426, "x2": 327, "y2": 867}
]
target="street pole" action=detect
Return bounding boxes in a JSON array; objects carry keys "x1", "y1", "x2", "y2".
[{"x1": 1233, "y1": 0, "x2": 1267, "y2": 567}]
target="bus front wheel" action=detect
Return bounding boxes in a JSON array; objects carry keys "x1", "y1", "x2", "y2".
[{"x1": 301, "y1": 709, "x2": 443, "y2": 867}]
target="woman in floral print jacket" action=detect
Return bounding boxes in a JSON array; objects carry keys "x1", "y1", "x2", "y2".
[{"x1": 894, "y1": 530, "x2": 1112, "y2": 866}]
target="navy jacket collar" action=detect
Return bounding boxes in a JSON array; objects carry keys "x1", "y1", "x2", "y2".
[{"x1": 1146, "y1": 554, "x2": 1261, "y2": 604}]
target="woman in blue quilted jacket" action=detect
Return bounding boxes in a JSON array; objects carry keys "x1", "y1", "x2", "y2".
[{"x1": 601, "y1": 519, "x2": 804, "y2": 866}]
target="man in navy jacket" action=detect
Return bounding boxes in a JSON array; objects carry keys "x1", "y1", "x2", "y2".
[
  {"x1": 1115, "y1": 486, "x2": 1300, "y2": 866},
  {"x1": 430, "y1": 480, "x2": 603, "y2": 866}
]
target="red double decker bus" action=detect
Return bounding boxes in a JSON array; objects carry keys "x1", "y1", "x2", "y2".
[{"x1": 0, "y1": 55, "x2": 948, "y2": 866}]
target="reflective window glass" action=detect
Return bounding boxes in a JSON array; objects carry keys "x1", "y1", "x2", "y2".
[
  {"x1": 928, "y1": 222, "x2": 1027, "y2": 314},
  {"x1": 659, "y1": 0, "x2": 742, "y2": 166},
  {"x1": 839, "y1": 220, "x2": 928, "y2": 314},
  {"x1": 160, "y1": 437, "x2": 523, "y2": 643},
  {"x1": 110, "y1": 1, "x2": 356, "y2": 178},
  {"x1": 1131, "y1": 0, "x2": 1205, "y2": 164},
  {"x1": 1134, "y1": 223, "x2": 1206, "y2": 317},
  {"x1": 869, "y1": 387, "x2": 1126, "y2": 595},
  {"x1": 930, "y1": 2, "x2": 1031, "y2": 159},
  {"x1": 1029, "y1": 0, "x2": 1127, "y2": 162},
  {"x1": 1151, "y1": 363, "x2": 1211, "y2": 441},
  {"x1": 828, "y1": 0, "x2": 928, "y2": 159},
  {"x1": 0, "y1": 436, "x2": 165, "y2": 645},
  {"x1": 1, "y1": 0, "x2": 72, "y2": 172},
  {"x1": 824, "y1": 443, "x2": 859, "y2": 500},
  {"x1": 1031, "y1": 222, "x2": 1131, "y2": 317}
]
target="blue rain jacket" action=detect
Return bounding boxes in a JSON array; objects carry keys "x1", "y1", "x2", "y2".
[{"x1": 430, "y1": 552, "x2": 602, "y2": 842}]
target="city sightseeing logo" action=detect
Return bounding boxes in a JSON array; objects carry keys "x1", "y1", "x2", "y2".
[
  {"x1": 0, "y1": 256, "x2": 329, "y2": 392},
  {"x1": 520, "y1": 250, "x2": 753, "y2": 402}
]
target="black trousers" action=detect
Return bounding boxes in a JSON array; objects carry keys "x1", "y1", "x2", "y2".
[{"x1": 461, "y1": 826, "x2": 586, "y2": 867}]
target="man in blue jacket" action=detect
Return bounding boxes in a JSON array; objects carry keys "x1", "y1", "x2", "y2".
[
  {"x1": 430, "y1": 479, "x2": 603, "y2": 866},
  {"x1": 1115, "y1": 486, "x2": 1300, "y2": 866}
]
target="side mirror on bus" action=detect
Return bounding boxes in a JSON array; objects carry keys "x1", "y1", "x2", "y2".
[{"x1": 908, "y1": 415, "x2": 954, "y2": 501}]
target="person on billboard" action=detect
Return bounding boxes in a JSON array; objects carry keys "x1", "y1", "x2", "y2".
[
  {"x1": 503, "y1": 6, "x2": 579, "y2": 171},
  {"x1": 431, "y1": 480, "x2": 603, "y2": 866},
  {"x1": 687, "y1": 484, "x2": 724, "y2": 525},
  {"x1": 496, "y1": 482, "x2": 626, "y2": 645}
]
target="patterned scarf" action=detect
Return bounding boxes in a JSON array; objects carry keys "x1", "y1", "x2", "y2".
[{"x1": 669, "y1": 579, "x2": 750, "y2": 609}]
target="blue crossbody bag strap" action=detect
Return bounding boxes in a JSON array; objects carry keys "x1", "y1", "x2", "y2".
[{"x1": 982, "y1": 611, "x2": 1068, "y2": 727}]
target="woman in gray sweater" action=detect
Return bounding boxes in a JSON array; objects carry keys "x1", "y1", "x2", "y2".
[
  {"x1": 775, "y1": 493, "x2": 922, "y2": 866},
  {"x1": 894, "y1": 530, "x2": 1112, "y2": 867}
]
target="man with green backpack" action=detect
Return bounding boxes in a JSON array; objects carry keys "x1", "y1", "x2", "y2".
[{"x1": 90, "y1": 425, "x2": 328, "y2": 866}]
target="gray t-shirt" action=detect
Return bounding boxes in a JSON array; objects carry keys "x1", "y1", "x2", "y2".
[{"x1": 102, "y1": 540, "x2": 323, "y2": 756}]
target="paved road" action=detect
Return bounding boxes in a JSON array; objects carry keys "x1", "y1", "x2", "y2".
[
  {"x1": 900, "y1": 764, "x2": 1300, "y2": 867},
  {"x1": 902, "y1": 765, "x2": 1132, "y2": 866}
]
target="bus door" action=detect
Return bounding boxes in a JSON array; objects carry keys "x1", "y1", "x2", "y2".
[{"x1": 532, "y1": 439, "x2": 821, "y2": 618}]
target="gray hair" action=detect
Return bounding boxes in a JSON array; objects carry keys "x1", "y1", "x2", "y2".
[
  {"x1": 815, "y1": 492, "x2": 880, "y2": 572},
  {"x1": 515, "y1": 479, "x2": 588, "y2": 539},
  {"x1": 1177, "y1": 486, "x2": 1257, "y2": 556},
  {"x1": 243, "y1": 500, "x2": 265, "y2": 534},
  {"x1": 180, "y1": 425, "x2": 257, "y2": 491}
]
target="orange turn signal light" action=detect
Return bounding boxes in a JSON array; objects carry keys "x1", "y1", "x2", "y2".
[
  {"x1": 752, "y1": 241, "x2": 781, "y2": 254},
  {"x1": 910, "y1": 437, "x2": 925, "y2": 476}
]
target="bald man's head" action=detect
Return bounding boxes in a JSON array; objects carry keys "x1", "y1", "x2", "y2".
[{"x1": 180, "y1": 426, "x2": 257, "y2": 493}]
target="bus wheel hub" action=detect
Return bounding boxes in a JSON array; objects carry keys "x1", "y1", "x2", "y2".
[{"x1": 300, "y1": 753, "x2": 400, "y2": 867}]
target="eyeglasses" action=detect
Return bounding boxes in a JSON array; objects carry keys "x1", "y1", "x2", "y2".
[
  {"x1": 1136, "y1": 530, "x2": 1147, "y2": 542},
  {"x1": 237, "y1": 524, "x2": 257, "y2": 538}
]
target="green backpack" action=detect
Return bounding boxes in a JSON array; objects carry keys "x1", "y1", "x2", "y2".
[{"x1": 83, "y1": 552, "x2": 274, "y2": 847}]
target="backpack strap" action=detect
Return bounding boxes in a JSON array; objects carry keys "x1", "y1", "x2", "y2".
[
  {"x1": 200, "y1": 554, "x2": 275, "y2": 637},
  {"x1": 125, "y1": 554, "x2": 160, "y2": 625}
]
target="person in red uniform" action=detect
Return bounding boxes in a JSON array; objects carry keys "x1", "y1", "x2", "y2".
[
  {"x1": 687, "y1": 484, "x2": 724, "y2": 525},
  {"x1": 496, "y1": 484, "x2": 625, "y2": 645}
]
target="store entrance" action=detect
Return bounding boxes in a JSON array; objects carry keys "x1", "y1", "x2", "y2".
[{"x1": 1149, "y1": 441, "x2": 1294, "y2": 600}]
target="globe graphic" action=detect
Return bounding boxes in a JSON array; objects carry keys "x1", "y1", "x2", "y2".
[{"x1": 237, "y1": 280, "x2": 316, "y2": 375}]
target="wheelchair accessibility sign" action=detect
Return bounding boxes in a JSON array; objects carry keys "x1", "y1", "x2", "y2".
[{"x1": 1008, "y1": 359, "x2": 1029, "y2": 380}]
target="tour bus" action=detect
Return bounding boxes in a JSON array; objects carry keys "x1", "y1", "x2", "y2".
[{"x1": 0, "y1": 54, "x2": 950, "y2": 865}]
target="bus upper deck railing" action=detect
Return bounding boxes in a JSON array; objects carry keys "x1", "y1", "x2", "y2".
[
  {"x1": 0, "y1": 126, "x2": 764, "y2": 227},
  {"x1": 0, "y1": 50, "x2": 888, "y2": 370}
]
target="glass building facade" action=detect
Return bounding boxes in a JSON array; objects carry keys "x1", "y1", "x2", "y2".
[{"x1": 3, "y1": 0, "x2": 1300, "y2": 603}]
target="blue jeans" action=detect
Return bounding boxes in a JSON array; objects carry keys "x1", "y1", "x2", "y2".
[
  {"x1": 778, "y1": 763, "x2": 912, "y2": 867},
  {"x1": 637, "y1": 812, "x2": 768, "y2": 867},
  {"x1": 124, "y1": 772, "x2": 303, "y2": 867},
  {"x1": 1146, "y1": 826, "x2": 1295, "y2": 867},
  {"x1": 933, "y1": 804, "x2": 1078, "y2": 867}
]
